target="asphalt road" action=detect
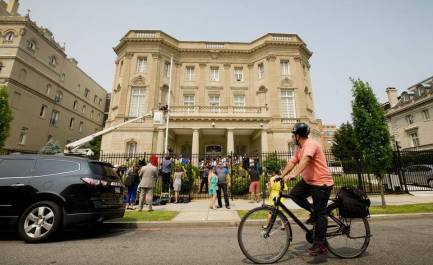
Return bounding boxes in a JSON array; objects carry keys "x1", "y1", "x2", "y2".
[{"x1": 0, "y1": 216, "x2": 432, "y2": 265}]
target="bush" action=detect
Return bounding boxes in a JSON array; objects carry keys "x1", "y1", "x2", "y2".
[
  {"x1": 262, "y1": 154, "x2": 286, "y2": 173},
  {"x1": 230, "y1": 165, "x2": 249, "y2": 195}
]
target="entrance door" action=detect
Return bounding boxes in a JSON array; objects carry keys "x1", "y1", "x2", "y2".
[{"x1": 205, "y1": 145, "x2": 223, "y2": 158}]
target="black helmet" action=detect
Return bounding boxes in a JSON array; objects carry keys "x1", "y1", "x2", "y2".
[{"x1": 291, "y1": 122, "x2": 310, "y2": 137}]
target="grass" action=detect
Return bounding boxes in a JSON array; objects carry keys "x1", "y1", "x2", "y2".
[
  {"x1": 110, "y1": 210, "x2": 179, "y2": 222},
  {"x1": 370, "y1": 203, "x2": 433, "y2": 215},
  {"x1": 238, "y1": 203, "x2": 433, "y2": 219}
]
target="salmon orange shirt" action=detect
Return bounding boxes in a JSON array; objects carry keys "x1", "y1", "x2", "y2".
[{"x1": 290, "y1": 138, "x2": 334, "y2": 187}]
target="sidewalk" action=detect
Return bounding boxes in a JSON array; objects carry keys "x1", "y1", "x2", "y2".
[{"x1": 108, "y1": 191, "x2": 433, "y2": 227}]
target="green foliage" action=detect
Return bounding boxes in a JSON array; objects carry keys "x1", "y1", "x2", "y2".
[
  {"x1": 262, "y1": 154, "x2": 286, "y2": 173},
  {"x1": 351, "y1": 78, "x2": 393, "y2": 175},
  {"x1": 230, "y1": 165, "x2": 249, "y2": 194},
  {"x1": 331, "y1": 122, "x2": 362, "y2": 161},
  {"x1": 0, "y1": 85, "x2": 13, "y2": 150},
  {"x1": 39, "y1": 139, "x2": 61, "y2": 154},
  {"x1": 88, "y1": 136, "x2": 102, "y2": 157}
]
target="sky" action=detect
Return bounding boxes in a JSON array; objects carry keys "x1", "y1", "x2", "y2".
[{"x1": 19, "y1": 0, "x2": 433, "y2": 126}]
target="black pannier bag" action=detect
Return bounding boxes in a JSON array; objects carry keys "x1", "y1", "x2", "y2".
[{"x1": 337, "y1": 187, "x2": 371, "y2": 218}]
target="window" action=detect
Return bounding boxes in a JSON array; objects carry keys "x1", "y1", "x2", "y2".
[
  {"x1": 61, "y1": 73, "x2": 65, "y2": 81},
  {"x1": 50, "y1": 111, "x2": 59, "y2": 127},
  {"x1": 129, "y1": 87, "x2": 146, "y2": 117},
  {"x1": 234, "y1": 67, "x2": 244, "y2": 82},
  {"x1": 233, "y1": 95, "x2": 245, "y2": 113},
  {"x1": 79, "y1": 121, "x2": 83, "y2": 133},
  {"x1": 4, "y1": 32, "x2": 14, "y2": 42},
  {"x1": 18, "y1": 127, "x2": 28, "y2": 145},
  {"x1": 69, "y1": 117, "x2": 75, "y2": 129},
  {"x1": 73, "y1": 100, "x2": 78, "y2": 110},
  {"x1": 54, "y1": 91, "x2": 63, "y2": 103},
  {"x1": 84, "y1": 88, "x2": 90, "y2": 98},
  {"x1": 99, "y1": 98, "x2": 102, "y2": 105},
  {"x1": 27, "y1": 40, "x2": 36, "y2": 51},
  {"x1": 47, "y1": 135, "x2": 53, "y2": 141},
  {"x1": 49, "y1": 55, "x2": 57, "y2": 66},
  {"x1": 82, "y1": 105, "x2": 86, "y2": 113},
  {"x1": 405, "y1": 114, "x2": 414, "y2": 125},
  {"x1": 422, "y1": 109, "x2": 430, "y2": 121},
  {"x1": 209, "y1": 95, "x2": 220, "y2": 112},
  {"x1": 164, "y1": 61, "x2": 171, "y2": 78},
  {"x1": 183, "y1": 95, "x2": 194, "y2": 112},
  {"x1": 280, "y1": 90, "x2": 296, "y2": 118},
  {"x1": 210, "y1": 67, "x2": 219, "y2": 81},
  {"x1": 90, "y1": 110, "x2": 94, "y2": 119},
  {"x1": 0, "y1": 159, "x2": 35, "y2": 178},
  {"x1": 39, "y1": 105, "x2": 47, "y2": 118},
  {"x1": 94, "y1": 95, "x2": 98, "y2": 103},
  {"x1": 185, "y1": 66, "x2": 195, "y2": 81},
  {"x1": 34, "y1": 159, "x2": 80, "y2": 176},
  {"x1": 136, "y1": 57, "x2": 147, "y2": 73},
  {"x1": 280, "y1": 60, "x2": 290, "y2": 75},
  {"x1": 409, "y1": 132, "x2": 420, "y2": 147},
  {"x1": 258, "y1": 63, "x2": 264, "y2": 79},
  {"x1": 126, "y1": 142, "x2": 137, "y2": 156},
  {"x1": 46, "y1": 84, "x2": 51, "y2": 95}
]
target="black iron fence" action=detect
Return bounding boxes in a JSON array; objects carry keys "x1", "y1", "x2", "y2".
[{"x1": 95, "y1": 148, "x2": 433, "y2": 200}]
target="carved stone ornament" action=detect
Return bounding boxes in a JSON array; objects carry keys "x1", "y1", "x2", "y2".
[
  {"x1": 266, "y1": 55, "x2": 276, "y2": 62},
  {"x1": 131, "y1": 75, "x2": 146, "y2": 86},
  {"x1": 280, "y1": 77, "x2": 292, "y2": 87},
  {"x1": 257, "y1": 86, "x2": 268, "y2": 94}
]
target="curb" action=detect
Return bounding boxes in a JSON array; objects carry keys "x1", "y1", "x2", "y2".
[{"x1": 104, "y1": 212, "x2": 433, "y2": 229}]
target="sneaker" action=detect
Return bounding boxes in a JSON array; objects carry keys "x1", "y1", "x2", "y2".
[{"x1": 309, "y1": 243, "x2": 327, "y2": 256}]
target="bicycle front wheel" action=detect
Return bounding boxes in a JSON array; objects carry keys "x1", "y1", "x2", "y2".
[
  {"x1": 237, "y1": 206, "x2": 291, "y2": 264},
  {"x1": 326, "y1": 217, "x2": 371, "y2": 258}
]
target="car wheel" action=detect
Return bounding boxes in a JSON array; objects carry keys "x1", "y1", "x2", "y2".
[{"x1": 18, "y1": 201, "x2": 62, "y2": 243}]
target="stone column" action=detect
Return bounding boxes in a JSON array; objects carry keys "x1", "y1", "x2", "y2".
[
  {"x1": 227, "y1": 129, "x2": 234, "y2": 154},
  {"x1": 192, "y1": 129, "x2": 200, "y2": 166},
  {"x1": 157, "y1": 129, "x2": 165, "y2": 154},
  {"x1": 261, "y1": 129, "x2": 268, "y2": 153}
]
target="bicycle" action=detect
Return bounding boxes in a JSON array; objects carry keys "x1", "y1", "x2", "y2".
[{"x1": 237, "y1": 179, "x2": 371, "y2": 264}]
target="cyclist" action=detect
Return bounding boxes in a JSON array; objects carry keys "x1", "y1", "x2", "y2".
[{"x1": 281, "y1": 122, "x2": 334, "y2": 256}]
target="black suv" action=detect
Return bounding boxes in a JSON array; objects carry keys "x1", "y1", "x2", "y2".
[{"x1": 0, "y1": 154, "x2": 125, "y2": 243}]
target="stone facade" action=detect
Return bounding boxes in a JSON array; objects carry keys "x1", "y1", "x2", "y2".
[
  {"x1": 102, "y1": 30, "x2": 326, "y2": 156},
  {"x1": 0, "y1": 0, "x2": 107, "y2": 152},
  {"x1": 384, "y1": 75, "x2": 433, "y2": 151}
]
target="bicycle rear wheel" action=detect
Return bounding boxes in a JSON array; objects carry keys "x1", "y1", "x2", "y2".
[
  {"x1": 326, "y1": 217, "x2": 370, "y2": 258},
  {"x1": 237, "y1": 206, "x2": 291, "y2": 264}
]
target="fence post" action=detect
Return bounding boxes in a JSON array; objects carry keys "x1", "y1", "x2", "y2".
[{"x1": 395, "y1": 143, "x2": 409, "y2": 194}]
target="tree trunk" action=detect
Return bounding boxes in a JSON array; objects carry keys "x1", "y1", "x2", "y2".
[{"x1": 377, "y1": 174, "x2": 387, "y2": 208}]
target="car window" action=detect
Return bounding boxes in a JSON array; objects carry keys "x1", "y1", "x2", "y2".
[
  {"x1": 89, "y1": 162, "x2": 119, "y2": 180},
  {"x1": 34, "y1": 159, "x2": 80, "y2": 175},
  {"x1": 0, "y1": 159, "x2": 35, "y2": 178}
]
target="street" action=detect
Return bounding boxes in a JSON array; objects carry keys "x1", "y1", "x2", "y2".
[{"x1": 0, "y1": 216, "x2": 432, "y2": 265}]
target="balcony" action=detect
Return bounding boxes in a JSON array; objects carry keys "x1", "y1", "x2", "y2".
[{"x1": 169, "y1": 105, "x2": 268, "y2": 120}]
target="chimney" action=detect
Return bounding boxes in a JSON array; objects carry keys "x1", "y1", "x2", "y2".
[
  {"x1": 6, "y1": 0, "x2": 19, "y2": 15},
  {"x1": 386, "y1": 87, "x2": 398, "y2": 108}
]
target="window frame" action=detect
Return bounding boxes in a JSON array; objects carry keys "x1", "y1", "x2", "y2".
[
  {"x1": 422, "y1": 109, "x2": 430, "y2": 121},
  {"x1": 280, "y1": 89, "x2": 296, "y2": 118},
  {"x1": 258, "y1": 63, "x2": 264, "y2": 79},
  {"x1": 209, "y1": 67, "x2": 220, "y2": 81},
  {"x1": 185, "y1": 66, "x2": 195, "y2": 81},
  {"x1": 280, "y1": 60, "x2": 291, "y2": 76},
  {"x1": 234, "y1": 67, "x2": 244, "y2": 82},
  {"x1": 136, "y1": 57, "x2": 147, "y2": 73},
  {"x1": 18, "y1": 127, "x2": 28, "y2": 145},
  {"x1": 128, "y1": 87, "x2": 146, "y2": 117}
]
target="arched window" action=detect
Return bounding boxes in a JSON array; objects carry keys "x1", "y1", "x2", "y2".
[
  {"x1": 27, "y1": 40, "x2": 36, "y2": 51},
  {"x1": 54, "y1": 90, "x2": 63, "y2": 103},
  {"x1": 126, "y1": 141, "x2": 137, "y2": 156},
  {"x1": 49, "y1": 55, "x2": 57, "y2": 66},
  {"x1": 73, "y1": 100, "x2": 78, "y2": 110},
  {"x1": 5, "y1": 31, "x2": 14, "y2": 41}
]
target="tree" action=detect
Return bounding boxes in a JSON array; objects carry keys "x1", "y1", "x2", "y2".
[
  {"x1": 351, "y1": 78, "x2": 392, "y2": 207},
  {"x1": 88, "y1": 136, "x2": 102, "y2": 158},
  {"x1": 0, "y1": 85, "x2": 13, "y2": 151},
  {"x1": 39, "y1": 139, "x2": 61, "y2": 154},
  {"x1": 331, "y1": 122, "x2": 362, "y2": 162}
]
